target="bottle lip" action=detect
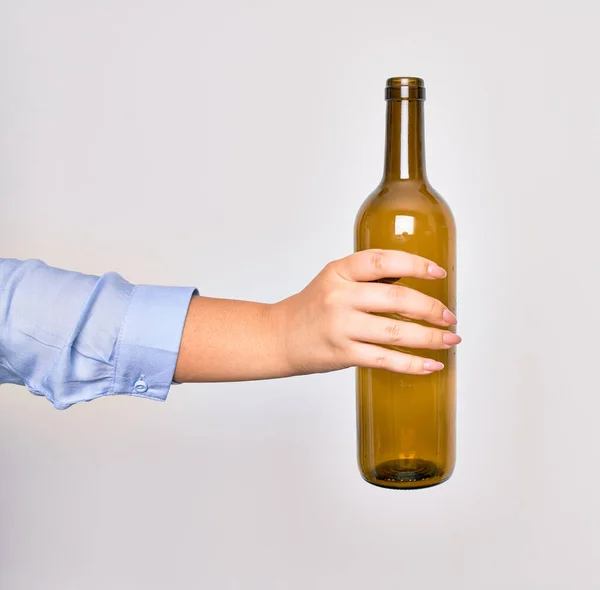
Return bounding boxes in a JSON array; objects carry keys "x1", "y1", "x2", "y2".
[
  {"x1": 385, "y1": 77, "x2": 426, "y2": 101},
  {"x1": 386, "y1": 77, "x2": 424, "y2": 87}
]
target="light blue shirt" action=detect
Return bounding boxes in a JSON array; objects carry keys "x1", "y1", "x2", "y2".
[{"x1": 0, "y1": 259, "x2": 197, "y2": 409}]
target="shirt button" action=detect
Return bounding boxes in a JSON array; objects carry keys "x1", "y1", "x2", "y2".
[{"x1": 134, "y1": 375, "x2": 148, "y2": 394}]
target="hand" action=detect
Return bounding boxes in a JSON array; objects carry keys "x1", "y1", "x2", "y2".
[
  {"x1": 274, "y1": 249, "x2": 460, "y2": 376},
  {"x1": 174, "y1": 249, "x2": 460, "y2": 383}
]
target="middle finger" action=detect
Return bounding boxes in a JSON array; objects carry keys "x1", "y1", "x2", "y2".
[{"x1": 349, "y1": 282, "x2": 457, "y2": 327}]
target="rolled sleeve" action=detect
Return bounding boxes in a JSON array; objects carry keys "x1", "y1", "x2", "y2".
[
  {"x1": 112, "y1": 285, "x2": 197, "y2": 402},
  {"x1": 0, "y1": 258, "x2": 197, "y2": 409}
]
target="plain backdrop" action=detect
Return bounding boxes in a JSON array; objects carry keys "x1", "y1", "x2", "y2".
[{"x1": 1, "y1": 0, "x2": 599, "y2": 588}]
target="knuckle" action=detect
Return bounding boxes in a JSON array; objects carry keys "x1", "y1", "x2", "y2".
[
  {"x1": 327, "y1": 313, "x2": 347, "y2": 343},
  {"x1": 387, "y1": 285, "x2": 404, "y2": 303},
  {"x1": 405, "y1": 356, "x2": 420, "y2": 373},
  {"x1": 385, "y1": 321, "x2": 404, "y2": 343},
  {"x1": 412, "y1": 257, "x2": 422, "y2": 275},
  {"x1": 322, "y1": 260, "x2": 339, "y2": 277},
  {"x1": 322, "y1": 308, "x2": 342, "y2": 338},
  {"x1": 374, "y1": 353, "x2": 388, "y2": 369},
  {"x1": 322, "y1": 304, "x2": 352, "y2": 347},
  {"x1": 344, "y1": 342, "x2": 361, "y2": 366},
  {"x1": 367, "y1": 249, "x2": 386, "y2": 272},
  {"x1": 322, "y1": 285, "x2": 345, "y2": 310},
  {"x1": 427, "y1": 298, "x2": 438, "y2": 317},
  {"x1": 423, "y1": 329, "x2": 437, "y2": 349},
  {"x1": 328, "y1": 337, "x2": 349, "y2": 364}
]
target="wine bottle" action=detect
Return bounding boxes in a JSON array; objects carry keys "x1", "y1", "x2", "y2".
[{"x1": 354, "y1": 77, "x2": 457, "y2": 489}]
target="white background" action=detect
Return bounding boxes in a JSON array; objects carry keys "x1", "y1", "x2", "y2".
[{"x1": 1, "y1": 1, "x2": 599, "y2": 588}]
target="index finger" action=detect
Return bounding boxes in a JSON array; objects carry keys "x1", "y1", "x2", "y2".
[{"x1": 335, "y1": 249, "x2": 447, "y2": 282}]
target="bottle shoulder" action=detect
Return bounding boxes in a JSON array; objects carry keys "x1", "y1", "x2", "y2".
[{"x1": 356, "y1": 181, "x2": 455, "y2": 230}]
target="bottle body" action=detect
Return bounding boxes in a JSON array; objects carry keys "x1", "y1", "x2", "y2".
[{"x1": 355, "y1": 78, "x2": 456, "y2": 489}]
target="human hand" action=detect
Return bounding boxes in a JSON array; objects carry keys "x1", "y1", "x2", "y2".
[{"x1": 274, "y1": 249, "x2": 460, "y2": 376}]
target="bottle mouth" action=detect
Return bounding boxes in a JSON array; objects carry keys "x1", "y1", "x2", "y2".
[{"x1": 385, "y1": 77, "x2": 426, "y2": 101}]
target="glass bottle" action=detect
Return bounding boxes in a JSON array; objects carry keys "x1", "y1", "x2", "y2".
[{"x1": 354, "y1": 77, "x2": 457, "y2": 489}]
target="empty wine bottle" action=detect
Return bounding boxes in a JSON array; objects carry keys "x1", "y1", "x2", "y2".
[{"x1": 355, "y1": 77, "x2": 457, "y2": 489}]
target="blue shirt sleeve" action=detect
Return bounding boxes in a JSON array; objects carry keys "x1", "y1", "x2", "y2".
[{"x1": 0, "y1": 258, "x2": 197, "y2": 409}]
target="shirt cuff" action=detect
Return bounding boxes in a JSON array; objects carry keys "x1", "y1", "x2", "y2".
[{"x1": 112, "y1": 285, "x2": 198, "y2": 402}]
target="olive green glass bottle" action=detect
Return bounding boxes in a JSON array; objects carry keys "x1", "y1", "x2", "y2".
[{"x1": 354, "y1": 77, "x2": 456, "y2": 489}]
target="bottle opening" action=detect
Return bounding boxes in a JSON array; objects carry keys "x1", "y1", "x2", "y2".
[{"x1": 385, "y1": 77, "x2": 426, "y2": 101}]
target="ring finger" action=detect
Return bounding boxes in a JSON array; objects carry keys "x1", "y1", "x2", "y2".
[{"x1": 349, "y1": 311, "x2": 461, "y2": 350}]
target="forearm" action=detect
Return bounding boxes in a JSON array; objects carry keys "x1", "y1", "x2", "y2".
[{"x1": 173, "y1": 296, "x2": 290, "y2": 382}]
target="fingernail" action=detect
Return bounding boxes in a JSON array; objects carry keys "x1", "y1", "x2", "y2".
[
  {"x1": 423, "y1": 360, "x2": 444, "y2": 372},
  {"x1": 443, "y1": 309, "x2": 457, "y2": 325},
  {"x1": 442, "y1": 332, "x2": 462, "y2": 346},
  {"x1": 427, "y1": 263, "x2": 447, "y2": 279}
]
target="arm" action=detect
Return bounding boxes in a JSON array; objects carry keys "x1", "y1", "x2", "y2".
[
  {"x1": 173, "y1": 297, "x2": 288, "y2": 382},
  {"x1": 1, "y1": 250, "x2": 459, "y2": 408},
  {"x1": 174, "y1": 249, "x2": 459, "y2": 382}
]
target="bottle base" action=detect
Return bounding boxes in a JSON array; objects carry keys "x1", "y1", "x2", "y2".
[{"x1": 361, "y1": 458, "x2": 450, "y2": 490}]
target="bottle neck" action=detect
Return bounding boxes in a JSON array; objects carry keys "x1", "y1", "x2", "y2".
[{"x1": 383, "y1": 99, "x2": 427, "y2": 182}]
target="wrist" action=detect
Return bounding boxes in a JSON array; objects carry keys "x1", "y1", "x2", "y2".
[{"x1": 268, "y1": 299, "x2": 296, "y2": 378}]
